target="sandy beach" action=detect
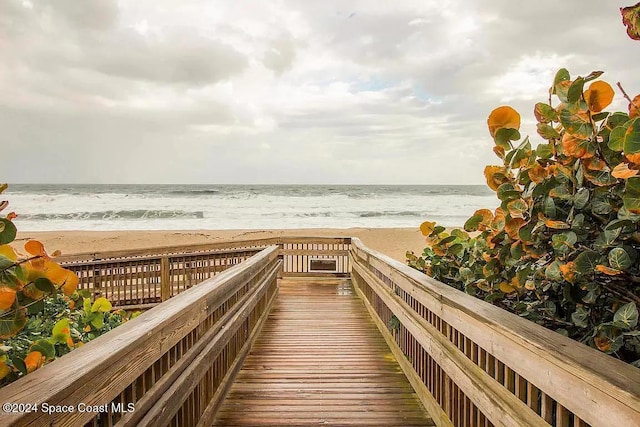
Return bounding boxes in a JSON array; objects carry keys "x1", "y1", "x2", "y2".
[{"x1": 14, "y1": 227, "x2": 428, "y2": 263}]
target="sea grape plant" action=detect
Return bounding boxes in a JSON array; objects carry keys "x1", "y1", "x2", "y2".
[
  {"x1": 407, "y1": 70, "x2": 640, "y2": 364},
  {"x1": 0, "y1": 183, "x2": 127, "y2": 384}
]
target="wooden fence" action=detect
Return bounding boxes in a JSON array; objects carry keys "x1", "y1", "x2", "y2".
[
  {"x1": 0, "y1": 246, "x2": 281, "y2": 427},
  {"x1": 350, "y1": 237, "x2": 640, "y2": 427}
]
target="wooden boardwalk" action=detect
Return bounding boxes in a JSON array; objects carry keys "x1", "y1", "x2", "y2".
[{"x1": 214, "y1": 278, "x2": 434, "y2": 426}]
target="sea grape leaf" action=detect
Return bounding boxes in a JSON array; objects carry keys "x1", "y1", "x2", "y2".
[
  {"x1": 558, "y1": 103, "x2": 593, "y2": 138},
  {"x1": 567, "y1": 77, "x2": 585, "y2": 103},
  {"x1": 534, "y1": 102, "x2": 557, "y2": 123},
  {"x1": 0, "y1": 219, "x2": 16, "y2": 245},
  {"x1": 623, "y1": 177, "x2": 640, "y2": 213},
  {"x1": 614, "y1": 302, "x2": 638, "y2": 329},
  {"x1": 574, "y1": 188, "x2": 590, "y2": 209},
  {"x1": 621, "y1": 2, "x2": 640, "y2": 40},
  {"x1": 630, "y1": 94, "x2": 640, "y2": 119},
  {"x1": 584, "y1": 81, "x2": 615, "y2": 113},
  {"x1": 574, "y1": 251, "x2": 600, "y2": 274},
  {"x1": 494, "y1": 128, "x2": 521, "y2": 149},
  {"x1": 537, "y1": 123, "x2": 560, "y2": 140},
  {"x1": 488, "y1": 106, "x2": 521, "y2": 137},
  {"x1": 0, "y1": 308, "x2": 26, "y2": 339},
  {"x1": 609, "y1": 247, "x2": 632, "y2": 270},
  {"x1": 612, "y1": 163, "x2": 639, "y2": 179},
  {"x1": 622, "y1": 118, "x2": 640, "y2": 154}
]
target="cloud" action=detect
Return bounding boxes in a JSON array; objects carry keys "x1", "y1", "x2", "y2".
[{"x1": 0, "y1": 0, "x2": 638, "y2": 184}]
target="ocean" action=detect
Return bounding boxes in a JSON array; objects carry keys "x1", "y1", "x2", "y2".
[{"x1": 4, "y1": 184, "x2": 498, "y2": 231}]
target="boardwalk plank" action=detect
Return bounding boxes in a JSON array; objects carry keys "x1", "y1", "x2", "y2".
[{"x1": 213, "y1": 279, "x2": 434, "y2": 426}]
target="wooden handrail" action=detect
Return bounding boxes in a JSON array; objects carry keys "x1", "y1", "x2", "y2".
[
  {"x1": 0, "y1": 246, "x2": 281, "y2": 426},
  {"x1": 349, "y1": 237, "x2": 640, "y2": 427}
]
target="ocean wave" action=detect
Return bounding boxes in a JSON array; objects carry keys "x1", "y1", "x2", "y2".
[
  {"x1": 168, "y1": 189, "x2": 220, "y2": 196},
  {"x1": 358, "y1": 211, "x2": 425, "y2": 218},
  {"x1": 21, "y1": 210, "x2": 205, "y2": 220}
]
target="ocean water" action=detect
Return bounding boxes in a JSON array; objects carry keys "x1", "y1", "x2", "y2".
[{"x1": 4, "y1": 184, "x2": 498, "y2": 231}]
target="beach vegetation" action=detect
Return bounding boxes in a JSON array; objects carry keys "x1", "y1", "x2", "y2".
[
  {"x1": 0, "y1": 184, "x2": 129, "y2": 386},
  {"x1": 408, "y1": 69, "x2": 640, "y2": 364}
]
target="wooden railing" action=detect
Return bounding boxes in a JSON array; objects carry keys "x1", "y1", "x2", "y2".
[
  {"x1": 349, "y1": 237, "x2": 640, "y2": 427},
  {"x1": 0, "y1": 246, "x2": 281, "y2": 427},
  {"x1": 60, "y1": 237, "x2": 350, "y2": 309}
]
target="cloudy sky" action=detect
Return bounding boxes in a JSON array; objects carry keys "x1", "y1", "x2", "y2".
[{"x1": 1, "y1": 1, "x2": 638, "y2": 185}]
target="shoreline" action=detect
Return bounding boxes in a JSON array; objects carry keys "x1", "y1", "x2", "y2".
[{"x1": 14, "y1": 227, "x2": 432, "y2": 263}]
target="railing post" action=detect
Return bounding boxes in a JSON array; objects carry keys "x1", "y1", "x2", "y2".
[{"x1": 161, "y1": 256, "x2": 171, "y2": 301}]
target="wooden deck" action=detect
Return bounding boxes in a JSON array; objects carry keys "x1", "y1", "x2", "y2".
[{"x1": 214, "y1": 278, "x2": 434, "y2": 426}]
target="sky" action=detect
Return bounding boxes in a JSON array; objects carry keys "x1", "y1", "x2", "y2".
[{"x1": 1, "y1": 0, "x2": 638, "y2": 185}]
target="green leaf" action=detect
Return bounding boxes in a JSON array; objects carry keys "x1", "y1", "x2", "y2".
[
  {"x1": 583, "y1": 168, "x2": 617, "y2": 187},
  {"x1": 543, "y1": 197, "x2": 557, "y2": 217},
  {"x1": 614, "y1": 302, "x2": 638, "y2": 329},
  {"x1": 591, "y1": 198, "x2": 612, "y2": 215},
  {"x1": 0, "y1": 308, "x2": 27, "y2": 339},
  {"x1": 0, "y1": 219, "x2": 17, "y2": 245},
  {"x1": 571, "y1": 307, "x2": 590, "y2": 328},
  {"x1": 623, "y1": 177, "x2": 640, "y2": 213},
  {"x1": 497, "y1": 183, "x2": 520, "y2": 202},
  {"x1": 26, "y1": 299, "x2": 45, "y2": 315},
  {"x1": 574, "y1": 251, "x2": 600, "y2": 274},
  {"x1": 534, "y1": 102, "x2": 558, "y2": 123},
  {"x1": 558, "y1": 103, "x2": 593, "y2": 138},
  {"x1": 91, "y1": 297, "x2": 112, "y2": 313},
  {"x1": 536, "y1": 143, "x2": 554, "y2": 159},
  {"x1": 494, "y1": 128, "x2": 521, "y2": 149},
  {"x1": 609, "y1": 125, "x2": 627, "y2": 151},
  {"x1": 34, "y1": 277, "x2": 56, "y2": 293},
  {"x1": 12, "y1": 357, "x2": 27, "y2": 375},
  {"x1": 567, "y1": 77, "x2": 585, "y2": 103},
  {"x1": 608, "y1": 247, "x2": 632, "y2": 271},
  {"x1": 536, "y1": 123, "x2": 560, "y2": 140},
  {"x1": 464, "y1": 215, "x2": 482, "y2": 232},
  {"x1": 545, "y1": 261, "x2": 562, "y2": 281},
  {"x1": 83, "y1": 297, "x2": 91, "y2": 314},
  {"x1": 573, "y1": 188, "x2": 590, "y2": 210},
  {"x1": 552, "y1": 232, "x2": 577, "y2": 254},
  {"x1": 91, "y1": 315, "x2": 105, "y2": 329},
  {"x1": 553, "y1": 69, "x2": 570, "y2": 102},
  {"x1": 622, "y1": 118, "x2": 640, "y2": 154}
]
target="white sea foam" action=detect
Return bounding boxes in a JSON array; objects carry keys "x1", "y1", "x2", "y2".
[{"x1": 5, "y1": 185, "x2": 499, "y2": 231}]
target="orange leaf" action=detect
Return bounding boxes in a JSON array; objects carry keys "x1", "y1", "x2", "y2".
[
  {"x1": 24, "y1": 240, "x2": 48, "y2": 258},
  {"x1": 612, "y1": 163, "x2": 639, "y2": 179},
  {"x1": 6, "y1": 212, "x2": 17, "y2": 221},
  {"x1": 545, "y1": 219, "x2": 569, "y2": 229},
  {"x1": 24, "y1": 351, "x2": 45, "y2": 373},
  {"x1": 420, "y1": 221, "x2": 436, "y2": 237},
  {"x1": 630, "y1": 94, "x2": 640, "y2": 119},
  {"x1": 594, "y1": 336, "x2": 612, "y2": 352},
  {"x1": 60, "y1": 271, "x2": 79, "y2": 296},
  {"x1": 0, "y1": 360, "x2": 10, "y2": 380},
  {"x1": 493, "y1": 145, "x2": 505, "y2": 159},
  {"x1": 505, "y1": 218, "x2": 526, "y2": 240},
  {"x1": 499, "y1": 282, "x2": 516, "y2": 294},
  {"x1": 562, "y1": 133, "x2": 591, "y2": 158},
  {"x1": 584, "y1": 81, "x2": 614, "y2": 113},
  {"x1": 560, "y1": 262, "x2": 576, "y2": 283},
  {"x1": 491, "y1": 208, "x2": 506, "y2": 231},
  {"x1": 583, "y1": 158, "x2": 607, "y2": 171},
  {"x1": 488, "y1": 106, "x2": 521, "y2": 137},
  {"x1": 627, "y1": 152, "x2": 640, "y2": 164},
  {"x1": 528, "y1": 164, "x2": 549, "y2": 183},
  {"x1": 484, "y1": 165, "x2": 509, "y2": 192},
  {"x1": 595, "y1": 265, "x2": 622, "y2": 276},
  {"x1": 68, "y1": 300, "x2": 75, "y2": 309},
  {"x1": 0, "y1": 286, "x2": 17, "y2": 310},
  {"x1": 621, "y1": 3, "x2": 640, "y2": 40}
]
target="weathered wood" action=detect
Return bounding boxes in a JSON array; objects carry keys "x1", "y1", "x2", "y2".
[
  {"x1": 160, "y1": 257, "x2": 170, "y2": 302},
  {"x1": 350, "y1": 237, "x2": 640, "y2": 426},
  {"x1": 214, "y1": 279, "x2": 434, "y2": 426},
  {"x1": 352, "y1": 273, "x2": 452, "y2": 427},
  {"x1": 352, "y1": 261, "x2": 547, "y2": 427},
  {"x1": 0, "y1": 246, "x2": 280, "y2": 427}
]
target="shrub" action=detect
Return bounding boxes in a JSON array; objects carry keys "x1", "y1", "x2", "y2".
[
  {"x1": 408, "y1": 70, "x2": 640, "y2": 364},
  {"x1": 0, "y1": 184, "x2": 129, "y2": 386}
]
